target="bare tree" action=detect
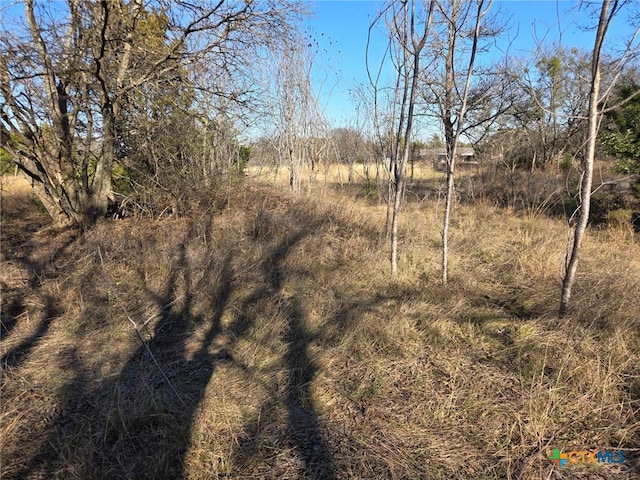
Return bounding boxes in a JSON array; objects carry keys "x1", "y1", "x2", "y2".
[
  {"x1": 1, "y1": 0, "x2": 302, "y2": 226},
  {"x1": 329, "y1": 127, "x2": 368, "y2": 183},
  {"x1": 508, "y1": 46, "x2": 593, "y2": 171},
  {"x1": 1, "y1": 1, "x2": 93, "y2": 225},
  {"x1": 559, "y1": 0, "x2": 640, "y2": 316},
  {"x1": 261, "y1": 33, "x2": 328, "y2": 194},
  {"x1": 366, "y1": 8, "x2": 405, "y2": 235},
  {"x1": 390, "y1": 0, "x2": 434, "y2": 275},
  {"x1": 369, "y1": 0, "x2": 434, "y2": 275},
  {"x1": 340, "y1": 83, "x2": 386, "y2": 192},
  {"x1": 425, "y1": 0, "x2": 496, "y2": 284}
]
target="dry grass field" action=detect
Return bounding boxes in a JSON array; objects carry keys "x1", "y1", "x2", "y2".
[{"x1": 1, "y1": 170, "x2": 639, "y2": 479}]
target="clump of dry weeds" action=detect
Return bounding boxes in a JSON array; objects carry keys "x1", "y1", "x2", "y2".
[{"x1": 1, "y1": 175, "x2": 639, "y2": 479}]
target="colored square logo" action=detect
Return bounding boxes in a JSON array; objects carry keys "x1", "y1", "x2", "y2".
[{"x1": 549, "y1": 449, "x2": 569, "y2": 467}]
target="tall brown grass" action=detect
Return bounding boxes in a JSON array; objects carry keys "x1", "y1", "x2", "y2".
[{"x1": 1, "y1": 173, "x2": 639, "y2": 479}]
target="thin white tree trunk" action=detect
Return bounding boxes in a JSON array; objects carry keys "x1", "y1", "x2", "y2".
[
  {"x1": 390, "y1": 0, "x2": 432, "y2": 275},
  {"x1": 441, "y1": 159, "x2": 455, "y2": 284},
  {"x1": 559, "y1": 0, "x2": 614, "y2": 317},
  {"x1": 441, "y1": 0, "x2": 489, "y2": 284}
]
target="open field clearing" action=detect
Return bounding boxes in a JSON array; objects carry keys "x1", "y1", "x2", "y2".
[
  {"x1": 1, "y1": 174, "x2": 639, "y2": 479},
  {"x1": 246, "y1": 161, "x2": 445, "y2": 195}
]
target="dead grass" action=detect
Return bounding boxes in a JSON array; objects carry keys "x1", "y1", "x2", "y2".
[{"x1": 1, "y1": 173, "x2": 639, "y2": 479}]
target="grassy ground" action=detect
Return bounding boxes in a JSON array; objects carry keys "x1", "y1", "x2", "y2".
[{"x1": 1, "y1": 171, "x2": 639, "y2": 479}]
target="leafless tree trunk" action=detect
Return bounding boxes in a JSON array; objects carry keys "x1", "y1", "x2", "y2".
[
  {"x1": 559, "y1": 0, "x2": 619, "y2": 316},
  {"x1": 1, "y1": 0, "x2": 303, "y2": 226},
  {"x1": 366, "y1": 10, "x2": 403, "y2": 235},
  {"x1": 369, "y1": 1, "x2": 433, "y2": 274},
  {"x1": 264, "y1": 34, "x2": 327, "y2": 194},
  {"x1": 389, "y1": 0, "x2": 433, "y2": 275},
  {"x1": 440, "y1": 0, "x2": 492, "y2": 284}
]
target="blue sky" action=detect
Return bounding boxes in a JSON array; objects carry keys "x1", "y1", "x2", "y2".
[
  {"x1": 2, "y1": 0, "x2": 636, "y2": 139},
  {"x1": 302, "y1": 1, "x2": 636, "y2": 131}
]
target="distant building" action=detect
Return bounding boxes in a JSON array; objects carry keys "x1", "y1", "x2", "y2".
[{"x1": 415, "y1": 147, "x2": 477, "y2": 171}]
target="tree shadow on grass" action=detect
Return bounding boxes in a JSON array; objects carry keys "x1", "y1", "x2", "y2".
[
  {"x1": 1, "y1": 295, "x2": 60, "y2": 368},
  {"x1": 1, "y1": 227, "x2": 78, "y2": 370},
  {"x1": 0, "y1": 294, "x2": 26, "y2": 339},
  {"x1": 4, "y1": 196, "x2": 373, "y2": 479},
  {"x1": 95, "y1": 225, "x2": 236, "y2": 479},
  {"x1": 11, "y1": 220, "x2": 238, "y2": 479},
  {"x1": 230, "y1": 230, "x2": 336, "y2": 479},
  {"x1": 283, "y1": 293, "x2": 336, "y2": 479}
]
